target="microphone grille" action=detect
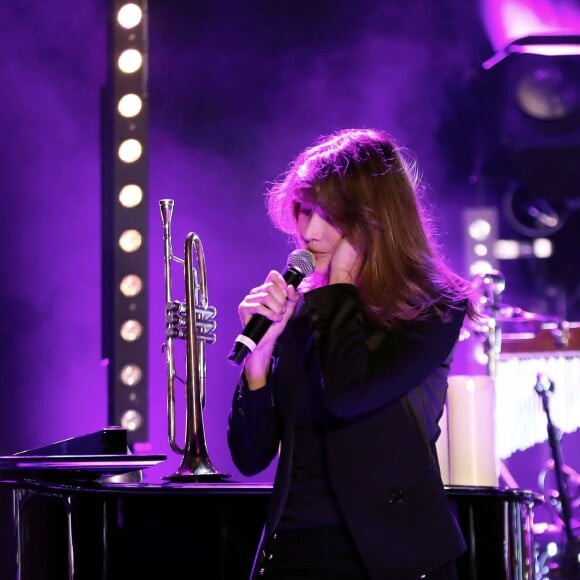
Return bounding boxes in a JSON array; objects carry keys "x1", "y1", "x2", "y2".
[{"x1": 287, "y1": 249, "x2": 316, "y2": 276}]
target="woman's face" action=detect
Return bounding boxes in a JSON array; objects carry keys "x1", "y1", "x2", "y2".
[{"x1": 296, "y1": 201, "x2": 342, "y2": 275}]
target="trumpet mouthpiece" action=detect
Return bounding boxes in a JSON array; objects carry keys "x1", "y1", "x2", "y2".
[{"x1": 159, "y1": 199, "x2": 174, "y2": 226}]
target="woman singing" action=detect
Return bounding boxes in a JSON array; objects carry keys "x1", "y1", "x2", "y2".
[{"x1": 228, "y1": 128, "x2": 476, "y2": 579}]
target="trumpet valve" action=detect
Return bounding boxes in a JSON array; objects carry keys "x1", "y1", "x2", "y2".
[{"x1": 165, "y1": 301, "x2": 217, "y2": 343}]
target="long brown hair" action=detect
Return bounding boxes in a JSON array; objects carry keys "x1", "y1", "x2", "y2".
[{"x1": 267, "y1": 128, "x2": 476, "y2": 327}]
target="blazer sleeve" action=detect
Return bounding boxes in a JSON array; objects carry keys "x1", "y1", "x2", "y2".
[
  {"x1": 227, "y1": 369, "x2": 281, "y2": 476},
  {"x1": 303, "y1": 284, "x2": 466, "y2": 420}
]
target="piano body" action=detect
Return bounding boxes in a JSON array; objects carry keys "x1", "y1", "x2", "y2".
[{"x1": 0, "y1": 428, "x2": 541, "y2": 579}]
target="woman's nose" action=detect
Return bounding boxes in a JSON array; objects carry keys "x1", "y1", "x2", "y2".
[{"x1": 302, "y1": 213, "x2": 324, "y2": 241}]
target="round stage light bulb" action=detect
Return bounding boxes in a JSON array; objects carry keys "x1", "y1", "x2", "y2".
[
  {"x1": 533, "y1": 238, "x2": 552, "y2": 259},
  {"x1": 493, "y1": 240, "x2": 520, "y2": 260},
  {"x1": 473, "y1": 243, "x2": 488, "y2": 257},
  {"x1": 118, "y1": 184, "x2": 143, "y2": 208},
  {"x1": 118, "y1": 49, "x2": 142, "y2": 74},
  {"x1": 120, "y1": 364, "x2": 142, "y2": 386},
  {"x1": 117, "y1": 93, "x2": 143, "y2": 118},
  {"x1": 121, "y1": 409, "x2": 143, "y2": 431},
  {"x1": 120, "y1": 319, "x2": 143, "y2": 342},
  {"x1": 119, "y1": 229, "x2": 142, "y2": 253},
  {"x1": 468, "y1": 219, "x2": 492, "y2": 241},
  {"x1": 117, "y1": 3, "x2": 143, "y2": 29},
  {"x1": 120, "y1": 274, "x2": 143, "y2": 297},
  {"x1": 469, "y1": 260, "x2": 493, "y2": 277},
  {"x1": 118, "y1": 139, "x2": 142, "y2": 163}
]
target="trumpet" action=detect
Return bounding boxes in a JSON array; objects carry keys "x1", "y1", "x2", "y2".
[{"x1": 159, "y1": 199, "x2": 229, "y2": 482}]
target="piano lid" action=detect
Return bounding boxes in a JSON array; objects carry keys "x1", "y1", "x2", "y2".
[
  {"x1": 15, "y1": 427, "x2": 129, "y2": 456},
  {"x1": 0, "y1": 428, "x2": 166, "y2": 482}
]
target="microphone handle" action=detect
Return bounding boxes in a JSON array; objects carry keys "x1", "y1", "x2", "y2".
[{"x1": 227, "y1": 268, "x2": 304, "y2": 365}]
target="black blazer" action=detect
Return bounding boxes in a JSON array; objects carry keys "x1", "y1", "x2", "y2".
[{"x1": 228, "y1": 284, "x2": 467, "y2": 579}]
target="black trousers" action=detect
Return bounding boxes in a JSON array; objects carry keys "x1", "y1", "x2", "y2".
[
  {"x1": 256, "y1": 524, "x2": 458, "y2": 580},
  {"x1": 257, "y1": 523, "x2": 368, "y2": 579}
]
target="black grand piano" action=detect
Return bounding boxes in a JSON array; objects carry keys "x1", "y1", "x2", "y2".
[{"x1": 0, "y1": 428, "x2": 541, "y2": 579}]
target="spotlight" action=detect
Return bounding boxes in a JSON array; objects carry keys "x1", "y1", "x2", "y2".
[
  {"x1": 120, "y1": 319, "x2": 143, "y2": 342},
  {"x1": 462, "y1": 207, "x2": 499, "y2": 277},
  {"x1": 119, "y1": 274, "x2": 143, "y2": 297},
  {"x1": 120, "y1": 409, "x2": 144, "y2": 432},
  {"x1": 118, "y1": 229, "x2": 143, "y2": 253},
  {"x1": 515, "y1": 63, "x2": 580, "y2": 121},
  {"x1": 477, "y1": 31, "x2": 580, "y2": 230},
  {"x1": 493, "y1": 240, "x2": 521, "y2": 260},
  {"x1": 117, "y1": 3, "x2": 143, "y2": 29},
  {"x1": 502, "y1": 183, "x2": 566, "y2": 237},
  {"x1": 118, "y1": 139, "x2": 143, "y2": 163},
  {"x1": 474, "y1": 243, "x2": 488, "y2": 257},
  {"x1": 102, "y1": 0, "x2": 149, "y2": 447},
  {"x1": 492, "y1": 239, "x2": 552, "y2": 260},
  {"x1": 120, "y1": 363, "x2": 143, "y2": 386},
  {"x1": 118, "y1": 49, "x2": 143, "y2": 74},
  {"x1": 469, "y1": 260, "x2": 495, "y2": 277},
  {"x1": 483, "y1": 35, "x2": 580, "y2": 153},
  {"x1": 533, "y1": 238, "x2": 553, "y2": 258},
  {"x1": 468, "y1": 218, "x2": 493, "y2": 242},
  {"x1": 118, "y1": 184, "x2": 143, "y2": 208},
  {"x1": 117, "y1": 93, "x2": 143, "y2": 118}
]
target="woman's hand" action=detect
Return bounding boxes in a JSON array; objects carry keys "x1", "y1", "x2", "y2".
[
  {"x1": 304, "y1": 238, "x2": 362, "y2": 291},
  {"x1": 329, "y1": 237, "x2": 361, "y2": 285},
  {"x1": 238, "y1": 270, "x2": 299, "y2": 388}
]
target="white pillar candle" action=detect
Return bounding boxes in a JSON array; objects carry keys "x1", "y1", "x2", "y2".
[
  {"x1": 447, "y1": 375, "x2": 498, "y2": 487},
  {"x1": 435, "y1": 403, "x2": 450, "y2": 485}
]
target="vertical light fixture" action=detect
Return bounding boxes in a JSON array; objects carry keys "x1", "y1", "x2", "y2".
[
  {"x1": 102, "y1": 1, "x2": 149, "y2": 448},
  {"x1": 462, "y1": 206, "x2": 499, "y2": 277}
]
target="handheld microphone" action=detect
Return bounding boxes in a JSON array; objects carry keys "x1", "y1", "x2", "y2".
[{"x1": 227, "y1": 249, "x2": 316, "y2": 365}]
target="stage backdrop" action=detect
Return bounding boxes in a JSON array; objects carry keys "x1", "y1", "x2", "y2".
[{"x1": 0, "y1": 0, "x2": 578, "y2": 496}]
